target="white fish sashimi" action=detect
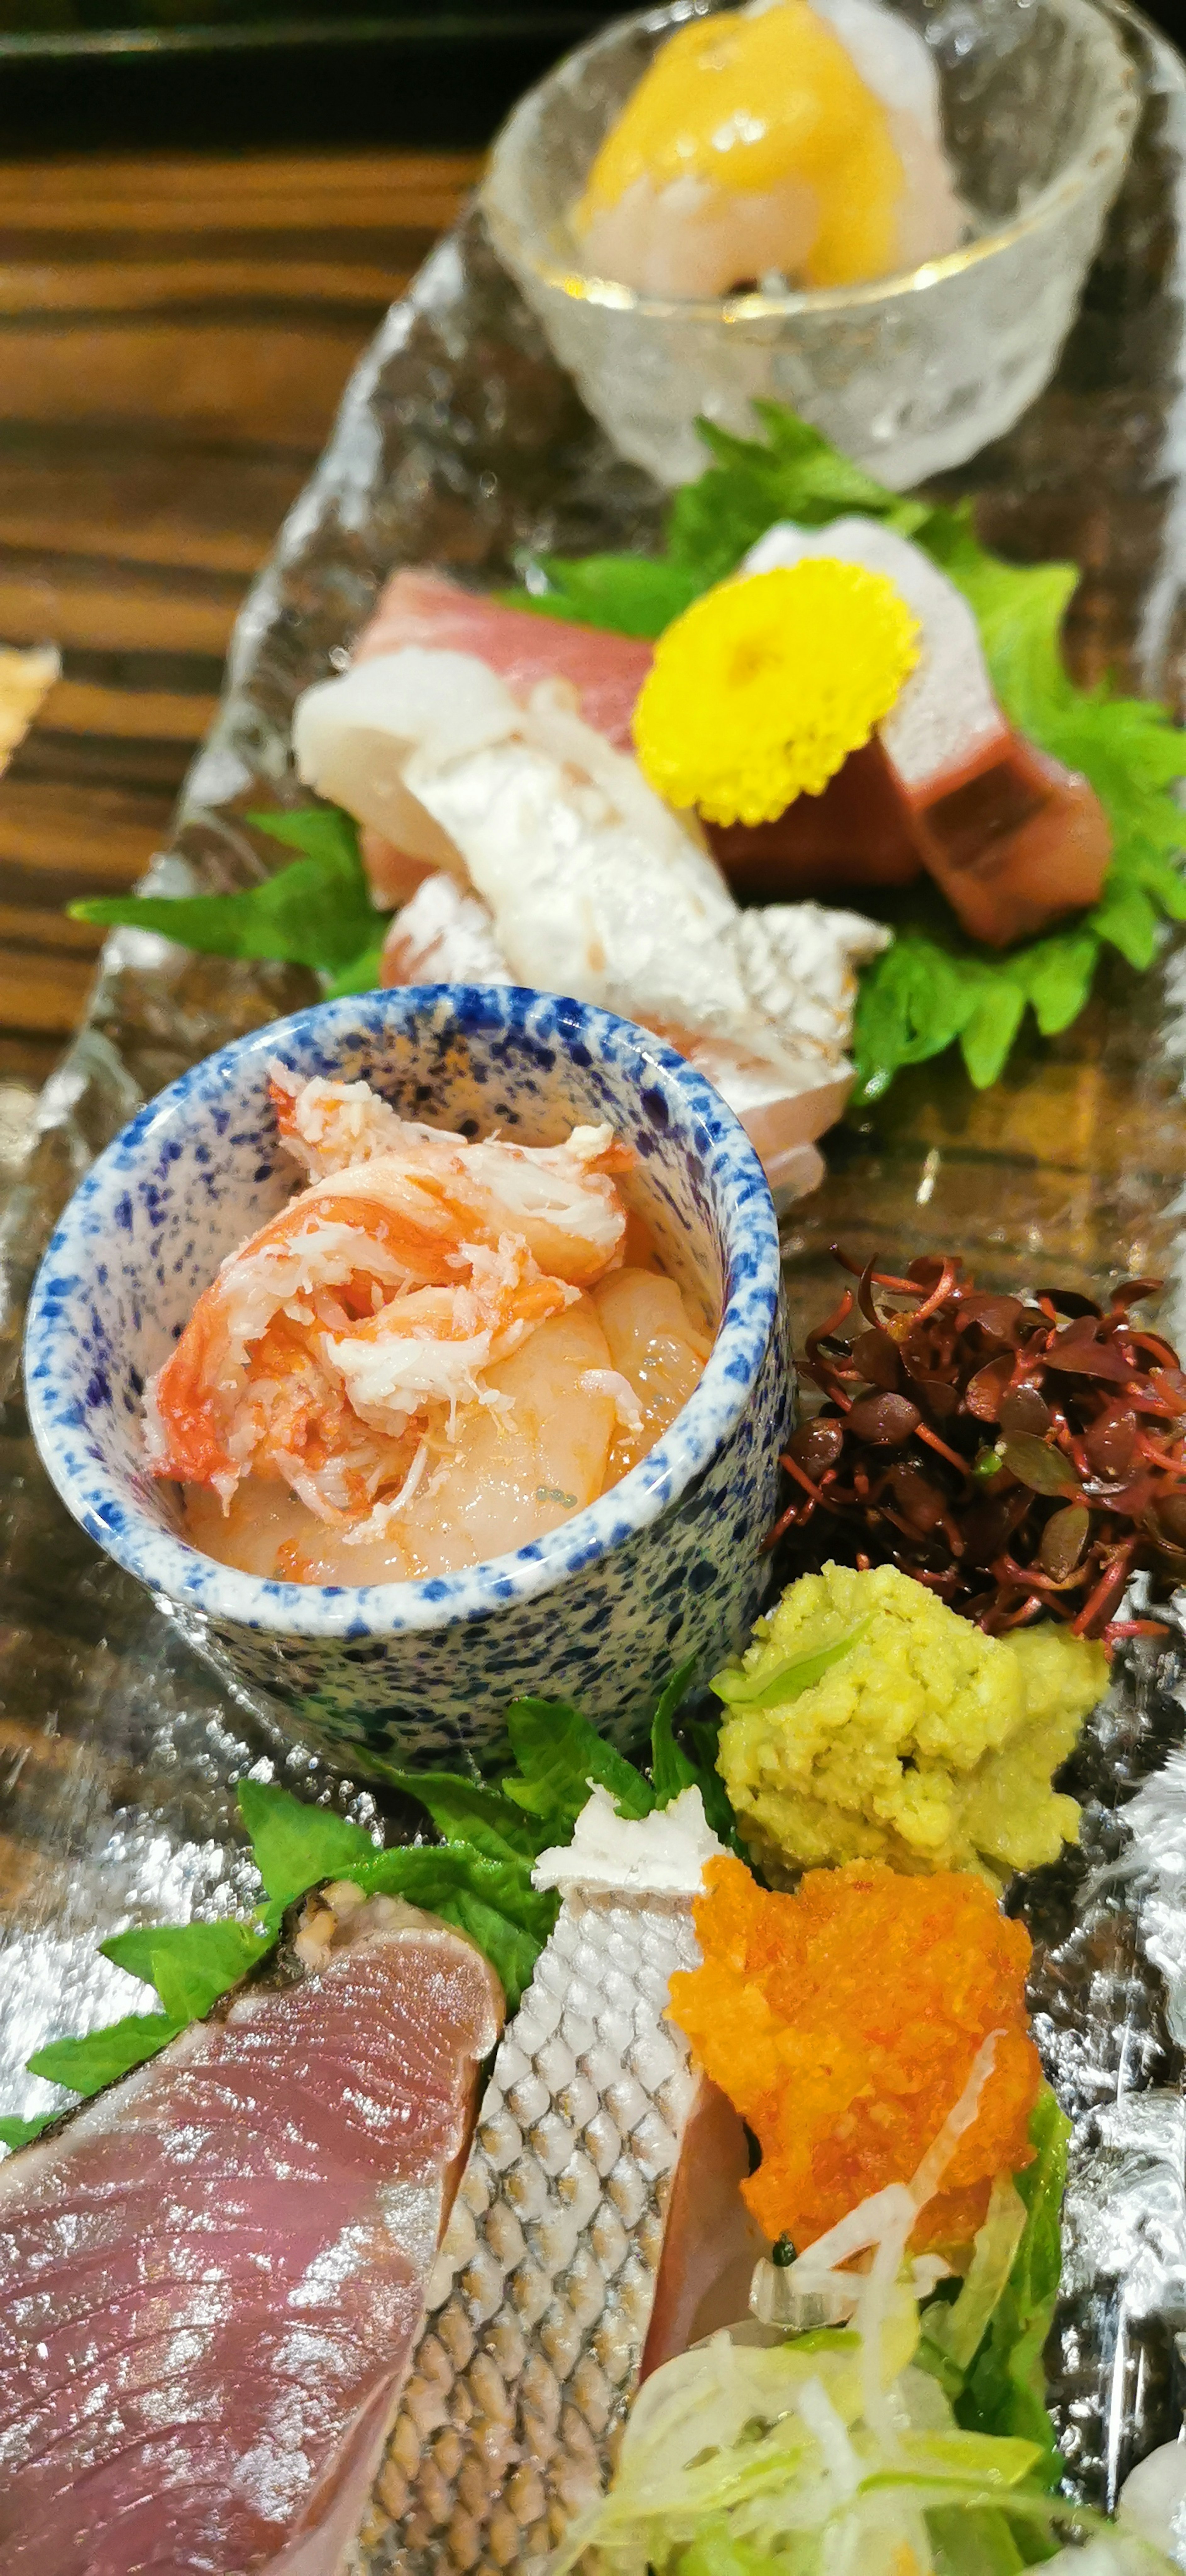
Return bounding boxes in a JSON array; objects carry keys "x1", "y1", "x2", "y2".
[
  {"x1": 382, "y1": 870, "x2": 882, "y2": 1204},
  {"x1": 295, "y1": 643, "x2": 890, "y2": 1202},
  {"x1": 380, "y1": 870, "x2": 515, "y2": 992},
  {"x1": 294, "y1": 647, "x2": 519, "y2": 878}
]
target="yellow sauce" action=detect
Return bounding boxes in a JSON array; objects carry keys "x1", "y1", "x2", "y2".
[{"x1": 576, "y1": 0, "x2": 905, "y2": 291}]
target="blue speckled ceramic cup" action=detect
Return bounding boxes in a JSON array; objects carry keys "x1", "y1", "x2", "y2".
[{"x1": 25, "y1": 986, "x2": 790, "y2": 1773}]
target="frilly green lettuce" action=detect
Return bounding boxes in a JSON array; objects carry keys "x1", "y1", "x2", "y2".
[
  {"x1": 918, "y1": 2090, "x2": 1072, "y2": 2482},
  {"x1": 551, "y1": 2285, "x2": 1165, "y2": 2576}
]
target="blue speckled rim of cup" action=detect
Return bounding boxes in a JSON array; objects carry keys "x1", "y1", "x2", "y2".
[{"x1": 25, "y1": 985, "x2": 783, "y2": 1644}]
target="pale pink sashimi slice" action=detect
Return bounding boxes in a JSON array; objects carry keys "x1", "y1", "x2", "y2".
[
  {"x1": 640, "y1": 2076, "x2": 770, "y2": 2378},
  {"x1": 0, "y1": 1898, "x2": 502, "y2": 2576},
  {"x1": 353, "y1": 566, "x2": 653, "y2": 749},
  {"x1": 381, "y1": 876, "x2": 832, "y2": 1208}
]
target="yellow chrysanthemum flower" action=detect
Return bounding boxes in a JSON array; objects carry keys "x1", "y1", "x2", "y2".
[{"x1": 632, "y1": 559, "x2": 920, "y2": 828}]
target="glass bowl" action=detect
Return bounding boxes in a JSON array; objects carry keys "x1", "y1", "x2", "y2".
[{"x1": 482, "y1": 0, "x2": 1142, "y2": 491}]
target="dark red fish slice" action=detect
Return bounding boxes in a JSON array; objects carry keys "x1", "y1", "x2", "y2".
[{"x1": 0, "y1": 1903, "x2": 502, "y2": 2576}]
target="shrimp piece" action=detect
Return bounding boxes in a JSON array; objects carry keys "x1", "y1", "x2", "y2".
[
  {"x1": 151, "y1": 1081, "x2": 631, "y2": 1542},
  {"x1": 593, "y1": 1267, "x2": 712, "y2": 1483},
  {"x1": 187, "y1": 1297, "x2": 622, "y2": 1583}
]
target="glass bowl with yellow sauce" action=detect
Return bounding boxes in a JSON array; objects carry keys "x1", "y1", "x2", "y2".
[{"x1": 482, "y1": 0, "x2": 1140, "y2": 491}]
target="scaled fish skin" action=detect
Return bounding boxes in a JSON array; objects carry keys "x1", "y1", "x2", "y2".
[
  {"x1": 0, "y1": 1887, "x2": 502, "y2": 2576},
  {"x1": 358, "y1": 1789, "x2": 742, "y2": 2576}
]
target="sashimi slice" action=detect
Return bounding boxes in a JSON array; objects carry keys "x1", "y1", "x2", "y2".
[
  {"x1": 739, "y1": 518, "x2": 1112, "y2": 944},
  {"x1": 353, "y1": 567, "x2": 652, "y2": 750},
  {"x1": 360, "y1": 1791, "x2": 725, "y2": 2576},
  {"x1": 348, "y1": 570, "x2": 653, "y2": 903},
  {"x1": 706, "y1": 737, "x2": 923, "y2": 898},
  {"x1": 380, "y1": 867, "x2": 514, "y2": 988},
  {"x1": 380, "y1": 872, "x2": 864, "y2": 1208},
  {"x1": 0, "y1": 1891, "x2": 502, "y2": 2576},
  {"x1": 298, "y1": 641, "x2": 886, "y2": 1205},
  {"x1": 639, "y1": 2076, "x2": 770, "y2": 2378}
]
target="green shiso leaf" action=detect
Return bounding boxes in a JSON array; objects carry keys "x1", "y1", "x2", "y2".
[
  {"x1": 666, "y1": 404, "x2": 930, "y2": 580},
  {"x1": 501, "y1": 1695, "x2": 657, "y2": 1829},
  {"x1": 322, "y1": 932, "x2": 388, "y2": 997},
  {"x1": 347, "y1": 1844, "x2": 557, "y2": 2013},
  {"x1": 499, "y1": 554, "x2": 705, "y2": 641},
  {"x1": 515, "y1": 401, "x2": 1186, "y2": 1100},
  {"x1": 0, "y1": 2112, "x2": 57, "y2": 2151},
  {"x1": 372, "y1": 1667, "x2": 747, "y2": 2006},
  {"x1": 100, "y1": 1919, "x2": 272, "y2": 2023},
  {"x1": 649, "y1": 1657, "x2": 702, "y2": 1807},
  {"x1": 28, "y1": 2011, "x2": 185, "y2": 2097},
  {"x1": 69, "y1": 806, "x2": 389, "y2": 978},
  {"x1": 370, "y1": 1765, "x2": 550, "y2": 1866},
  {"x1": 236, "y1": 1777, "x2": 378, "y2": 1925}
]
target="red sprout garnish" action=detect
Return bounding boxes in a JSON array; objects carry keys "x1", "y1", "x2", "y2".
[{"x1": 773, "y1": 1252, "x2": 1186, "y2": 1639}]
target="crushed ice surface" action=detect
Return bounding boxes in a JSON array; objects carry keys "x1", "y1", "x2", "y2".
[
  {"x1": 0, "y1": 1822, "x2": 262, "y2": 2128},
  {"x1": 1010, "y1": 1608, "x2": 1186, "y2": 2504},
  {"x1": 1108, "y1": 1745, "x2": 1186, "y2": 2051}
]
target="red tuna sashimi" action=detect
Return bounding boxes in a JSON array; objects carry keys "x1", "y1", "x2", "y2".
[
  {"x1": 0, "y1": 1895, "x2": 502, "y2": 2576},
  {"x1": 354, "y1": 566, "x2": 652, "y2": 749}
]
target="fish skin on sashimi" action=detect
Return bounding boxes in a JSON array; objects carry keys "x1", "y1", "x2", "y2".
[
  {"x1": 358, "y1": 1887, "x2": 702, "y2": 2576},
  {"x1": 0, "y1": 1906, "x2": 502, "y2": 2576},
  {"x1": 354, "y1": 568, "x2": 652, "y2": 751}
]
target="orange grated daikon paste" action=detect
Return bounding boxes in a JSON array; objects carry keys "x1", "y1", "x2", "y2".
[{"x1": 668, "y1": 1854, "x2": 1041, "y2": 2252}]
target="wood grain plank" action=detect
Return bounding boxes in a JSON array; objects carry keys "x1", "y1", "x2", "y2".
[
  {"x1": 0, "y1": 949, "x2": 98, "y2": 1036},
  {"x1": 0, "y1": 147, "x2": 471, "y2": 1062},
  {"x1": 0, "y1": 558, "x2": 243, "y2": 653},
  {"x1": 0, "y1": 779, "x2": 174, "y2": 879},
  {"x1": 0, "y1": 152, "x2": 480, "y2": 228},
  {"x1": 46, "y1": 680, "x2": 220, "y2": 742},
  {"x1": 0, "y1": 451, "x2": 309, "y2": 577},
  {"x1": 0, "y1": 258, "x2": 420, "y2": 315},
  {"x1": 0, "y1": 320, "x2": 378, "y2": 447},
  {"x1": 0, "y1": 900, "x2": 103, "y2": 955}
]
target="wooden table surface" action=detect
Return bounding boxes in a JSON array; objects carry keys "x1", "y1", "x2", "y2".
[{"x1": 0, "y1": 146, "x2": 479, "y2": 1097}]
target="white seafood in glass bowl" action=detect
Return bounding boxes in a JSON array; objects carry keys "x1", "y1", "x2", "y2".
[{"x1": 482, "y1": 0, "x2": 1140, "y2": 490}]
